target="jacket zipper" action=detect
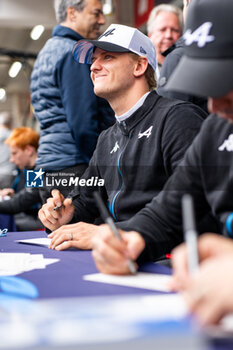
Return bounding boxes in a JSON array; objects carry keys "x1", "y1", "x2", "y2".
[
  {"x1": 110, "y1": 150, "x2": 124, "y2": 219},
  {"x1": 110, "y1": 123, "x2": 130, "y2": 220}
]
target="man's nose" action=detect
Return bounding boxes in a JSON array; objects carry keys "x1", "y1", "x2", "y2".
[
  {"x1": 164, "y1": 28, "x2": 173, "y2": 38},
  {"x1": 91, "y1": 58, "x2": 101, "y2": 71},
  {"x1": 98, "y1": 13, "x2": 105, "y2": 25}
]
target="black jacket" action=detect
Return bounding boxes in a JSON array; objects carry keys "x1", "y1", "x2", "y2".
[
  {"x1": 0, "y1": 170, "x2": 43, "y2": 231},
  {"x1": 119, "y1": 114, "x2": 232, "y2": 261},
  {"x1": 71, "y1": 91, "x2": 206, "y2": 224},
  {"x1": 0, "y1": 187, "x2": 41, "y2": 215}
]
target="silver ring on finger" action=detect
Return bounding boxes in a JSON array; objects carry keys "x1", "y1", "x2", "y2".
[{"x1": 70, "y1": 233, "x2": 73, "y2": 241}]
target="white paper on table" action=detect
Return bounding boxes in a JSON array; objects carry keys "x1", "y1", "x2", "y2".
[
  {"x1": 0, "y1": 253, "x2": 30, "y2": 275},
  {"x1": 0, "y1": 252, "x2": 59, "y2": 276},
  {"x1": 15, "y1": 237, "x2": 51, "y2": 247},
  {"x1": 27, "y1": 254, "x2": 46, "y2": 269},
  {"x1": 83, "y1": 272, "x2": 172, "y2": 292},
  {"x1": 43, "y1": 258, "x2": 60, "y2": 266}
]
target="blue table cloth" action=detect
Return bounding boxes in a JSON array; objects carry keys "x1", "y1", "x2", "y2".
[{"x1": 0, "y1": 213, "x2": 16, "y2": 232}]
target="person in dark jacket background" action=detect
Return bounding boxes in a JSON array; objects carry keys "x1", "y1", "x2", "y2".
[
  {"x1": 30, "y1": 0, "x2": 114, "y2": 203},
  {"x1": 38, "y1": 24, "x2": 206, "y2": 251},
  {"x1": 157, "y1": 0, "x2": 208, "y2": 113},
  {"x1": 147, "y1": 4, "x2": 182, "y2": 80}
]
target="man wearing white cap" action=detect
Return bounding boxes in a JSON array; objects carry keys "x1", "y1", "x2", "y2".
[
  {"x1": 91, "y1": 0, "x2": 233, "y2": 280},
  {"x1": 39, "y1": 24, "x2": 206, "y2": 251}
]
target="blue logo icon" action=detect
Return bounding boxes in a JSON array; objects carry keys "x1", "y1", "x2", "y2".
[
  {"x1": 26, "y1": 168, "x2": 44, "y2": 187},
  {"x1": 140, "y1": 46, "x2": 147, "y2": 54}
]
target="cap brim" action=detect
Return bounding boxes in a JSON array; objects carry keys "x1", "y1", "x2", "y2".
[
  {"x1": 73, "y1": 39, "x2": 130, "y2": 65},
  {"x1": 165, "y1": 55, "x2": 233, "y2": 98}
]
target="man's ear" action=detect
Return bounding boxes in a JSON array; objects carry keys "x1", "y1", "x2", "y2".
[
  {"x1": 66, "y1": 6, "x2": 77, "y2": 22},
  {"x1": 133, "y1": 57, "x2": 148, "y2": 78},
  {"x1": 25, "y1": 144, "x2": 35, "y2": 156}
]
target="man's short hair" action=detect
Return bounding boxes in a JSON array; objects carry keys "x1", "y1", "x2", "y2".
[
  {"x1": 129, "y1": 53, "x2": 157, "y2": 90},
  {"x1": 5, "y1": 127, "x2": 40, "y2": 150},
  {"x1": 145, "y1": 64, "x2": 157, "y2": 90},
  {"x1": 147, "y1": 4, "x2": 183, "y2": 35},
  {"x1": 54, "y1": 0, "x2": 87, "y2": 23}
]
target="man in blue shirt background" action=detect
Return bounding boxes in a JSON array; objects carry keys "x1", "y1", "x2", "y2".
[{"x1": 30, "y1": 0, "x2": 114, "y2": 203}]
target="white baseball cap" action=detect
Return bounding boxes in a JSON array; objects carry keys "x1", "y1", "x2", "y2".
[{"x1": 73, "y1": 23, "x2": 157, "y2": 72}]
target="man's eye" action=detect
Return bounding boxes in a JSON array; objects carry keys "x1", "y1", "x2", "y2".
[{"x1": 93, "y1": 10, "x2": 103, "y2": 17}]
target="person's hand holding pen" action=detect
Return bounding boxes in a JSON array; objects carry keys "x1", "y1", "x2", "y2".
[
  {"x1": 171, "y1": 233, "x2": 233, "y2": 290},
  {"x1": 171, "y1": 233, "x2": 233, "y2": 325},
  {"x1": 92, "y1": 191, "x2": 143, "y2": 275},
  {"x1": 92, "y1": 225, "x2": 145, "y2": 275},
  {"x1": 38, "y1": 189, "x2": 74, "y2": 231},
  {"x1": 170, "y1": 194, "x2": 199, "y2": 291}
]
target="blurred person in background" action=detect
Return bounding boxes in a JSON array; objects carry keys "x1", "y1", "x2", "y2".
[
  {"x1": 30, "y1": 0, "x2": 114, "y2": 205},
  {"x1": 0, "y1": 112, "x2": 16, "y2": 189},
  {"x1": 0, "y1": 127, "x2": 43, "y2": 231},
  {"x1": 147, "y1": 4, "x2": 182, "y2": 79},
  {"x1": 157, "y1": 0, "x2": 208, "y2": 113}
]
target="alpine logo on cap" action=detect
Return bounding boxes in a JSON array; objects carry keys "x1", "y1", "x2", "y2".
[
  {"x1": 183, "y1": 22, "x2": 215, "y2": 48},
  {"x1": 99, "y1": 28, "x2": 115, "y2": 39}
]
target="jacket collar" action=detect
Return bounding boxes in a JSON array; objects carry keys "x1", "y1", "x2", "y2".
[
  {"x1": 117, "y1": 91, "x2": 161, "y2": 135},
  {"x1": 162, "y1": 37, "x2": 184, "y2": 58},
  {"x1": 52, "y1": 25, "x2": 84, "y2": 42}
]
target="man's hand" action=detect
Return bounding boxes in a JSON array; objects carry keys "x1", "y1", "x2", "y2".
[
  {"x1": 38, "y1": 189, "x2": 74, "y2": 231},
  {"x1": 0, "y1": 188, "x2": 15, "y2": 198},
  {"x1": 184, "y1": 256, "x2": 233, "y2": 325},
  {"x1": 92, "y1": 225, "x2": 145, "y2": 275},
  {"x1": 171, "y1": 233, "x2": 233, "y2": 325},
  {"x1": 48, "y1": 222, "x2": 98, "y2": 250},
  {"x1": 171, "y1": 233, "x2": 233, "y2": 291}
]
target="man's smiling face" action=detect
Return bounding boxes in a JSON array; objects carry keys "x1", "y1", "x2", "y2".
[{"x1": 90, "y1": 48, "x2": 137, "y2": 100}]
